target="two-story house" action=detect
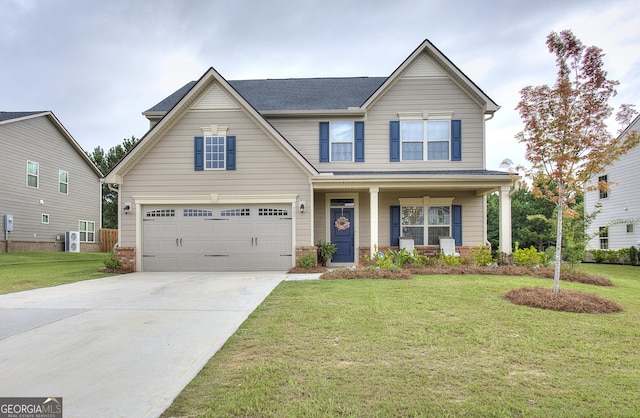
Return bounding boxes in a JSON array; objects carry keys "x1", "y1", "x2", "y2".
[
  {"x1": 585, "y1": 113, "x2": 640, "y2": 251},
  {"x1": 0, "y1": 111, "x2": 103, "y2": 252},
  {"x1": 104, "y1": 39, "x2": 514, "y2": 271}
]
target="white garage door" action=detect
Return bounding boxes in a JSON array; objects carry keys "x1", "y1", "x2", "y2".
[{"x1": 142, "y1": 205, "x2": 292, "y2": 271}]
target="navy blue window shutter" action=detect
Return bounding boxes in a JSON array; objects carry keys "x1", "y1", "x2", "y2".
[
  {"x1": 452, "y1": 205, "x2": 462, "y2": 246},
  {"x1": 226, "y1": 136, "x2": 236, "y2": 170},
  {"x1": 451, "y1": 120, "x2": 461, "y2": 161},
  {"x1": 354, "y1": 121, "x2": 365, "y2": 162},
  {"x1": 390, "y1": 205, "x2": 400, "y2": 247},
  {"x1": 390, "y1": 121, "x2": 400, "y2": 162},
  {"x1": 319, "y1": 122, "x2": 330, "y2": 162},
  {"x1": 194, "y1": 136, "x2": 204, "y2": 171}
]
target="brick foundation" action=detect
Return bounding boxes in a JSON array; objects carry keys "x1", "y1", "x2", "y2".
[
  {"x1": 295, "y1": 246, "x2": 318, "y2": 266},
  {"x1": 115, "y1": 247, "x2": 136, "y2": 271},
  {"x1": 359, "y1": 245, "x2": 481, "y2": 265},
  {"x1": 0, "y1": 240, "x2": 102, "y2": 253}
]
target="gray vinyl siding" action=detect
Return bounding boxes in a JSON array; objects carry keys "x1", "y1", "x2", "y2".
[
  {"x1": 0, "y1": 116, "x2": 101, "y2": 243},
  {"x1": 119, "y1": 109, "x2": 311, "y2": 247},
  {"x1": 269, "y1": 77, "x2": 485, "y2": 171}
]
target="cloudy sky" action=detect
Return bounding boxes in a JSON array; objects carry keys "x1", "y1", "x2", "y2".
[{"x1": 2, "y1": 0, "x2": 639, "y2": 170}]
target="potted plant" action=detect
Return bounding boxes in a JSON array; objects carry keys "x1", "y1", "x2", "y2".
[{"x1": 316, "y1": 240, "x2": 337, "y2": 266}]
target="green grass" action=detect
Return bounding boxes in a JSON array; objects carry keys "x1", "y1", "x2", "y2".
[
  {"x1": 0, "y1": 252, "x2": 116, "y2": 294},
  {"x1": 163, "y1": 264, "x2": 640, "y2": 417}
]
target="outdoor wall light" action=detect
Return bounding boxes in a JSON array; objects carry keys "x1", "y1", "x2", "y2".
[
  {"x1": 299, "y1": 203, "x2": 305, "y2": 213},
  {"x1": 123, "y1": 205, "x2": 131, "y2": 215}
]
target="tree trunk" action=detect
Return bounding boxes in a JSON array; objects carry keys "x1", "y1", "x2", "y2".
[{"x1": 554, "y1": 193, "x2": 564, "y2": 293}]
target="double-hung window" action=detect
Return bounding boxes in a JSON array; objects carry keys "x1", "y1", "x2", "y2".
[
  {"x1": 330, "y1": 122, "x2": 354, "y2": 161},
  {"x1": 27, "y1": 161, "x2": 39, "y2": 188},
  {"x1": 400, "y1": 120, "x2": 451, "y2": 161},
  {"x1": 59, "y1": 170, "x2": 69, "y2": 194},
  {"x1": 401, "y1": 205, "x2": 451, "y2": 245},
  {"x1": 79, "y1": 220, "x2": 95, "y2": 242},
  {"x1": 599, "y1": 226, "x2": 608, "y2": 249},
  {"x1": 598, "y1": 175, "x2": 608, "y2": 199},
  {"x1": 205, "y1": 136, "x2": 225, "y2": 169}
]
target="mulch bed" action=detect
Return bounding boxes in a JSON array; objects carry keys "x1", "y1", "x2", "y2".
[{"x1": 504, "y1": 287, "x2": 623, "y2": 314}]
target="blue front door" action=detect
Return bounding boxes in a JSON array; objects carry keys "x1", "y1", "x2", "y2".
[{"x1": 330, "y1": 208, "x2": 354, "y2": 263}]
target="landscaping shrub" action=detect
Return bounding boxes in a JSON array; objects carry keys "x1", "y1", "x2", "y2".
[
  {"x1": 513, "y1": 244, "x2": 543, "y2": 267},
  {"x1": 504, "y1": 287, "x2": 623, "y2": 314},
  {"x1": 316, "y1": 240, "x2": 337, "y2": 266},
  {"x1": 439, "y1": 253, "x2": 462, "y2": 266},
  {"x1": 104, "y1": 252, "x2": 123, "y2": 270},
  {"x1": 630, "y1": 246, "x2": 638, "y2": 266},
  {"x1": 296, "y1": 252, "x2": 316, "y2": 269},
  {"x1": 470, "y1": 245, "x2": 494, "y2": 266}
]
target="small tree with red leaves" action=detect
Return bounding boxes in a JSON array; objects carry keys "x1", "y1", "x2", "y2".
[{"x1": 516, "y1": 29, "x2": 639, "y2": 293}]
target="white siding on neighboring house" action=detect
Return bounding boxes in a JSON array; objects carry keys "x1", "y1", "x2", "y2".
[{"x1": 585, "y1": 116, "x2": 640, "y2": 250}]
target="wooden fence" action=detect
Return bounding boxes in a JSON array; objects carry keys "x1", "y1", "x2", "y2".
[{"x1": 100, "y1": 229, "x2": 118, "y2": 252}]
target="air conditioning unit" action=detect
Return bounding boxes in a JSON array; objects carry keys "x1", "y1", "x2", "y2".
[{"x1": 65, "y1": 231, "x2": 80, "y2": 252}]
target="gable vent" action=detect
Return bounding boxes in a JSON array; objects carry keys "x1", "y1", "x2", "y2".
[
  {"x1": 404, "y1": 53, "x2": 446, "y2": 78},
  {"x1": 191, "y1": 83, "x2": 240, "y2": 110}
]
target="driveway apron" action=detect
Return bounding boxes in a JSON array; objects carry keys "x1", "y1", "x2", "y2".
[{"x1": 0, "y1": 272, "x2": 284, "y2": 418}]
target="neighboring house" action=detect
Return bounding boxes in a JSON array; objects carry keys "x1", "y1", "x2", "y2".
[
  {"x1": 105, "y1": 39, "x2": 514, "y2": 272},
  {"x1": 0, "y1": 111, "x2": 103, "y2": 252},
  {"x1": 585, "y1": 114, "x2": 640, "y2": 251}
]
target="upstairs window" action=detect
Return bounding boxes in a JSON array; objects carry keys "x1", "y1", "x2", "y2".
[
  {"x1": 598, "y1": 175, "x2": 608, "y2": 199},
  {"x1": 401, "y1": 120, "x2": 450, "y2": 161},
  {"x1": 330, "y1": 122, "x2": 354, "y2": 161},
  {"x1": 59, "y1": 170, "x2": 69, "y2": 194},
  {"x1": 27, "y1": 161, "x2": 39, "y2": 188},
  {"x1": 205, "y1": 136, "x2": 225, "y2": 169}
]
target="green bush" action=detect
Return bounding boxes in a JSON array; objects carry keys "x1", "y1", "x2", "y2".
[
  {"x1": 630, "y1": 246, "x2": 638, "y2": 265},
  {"x1": 439, "y1": 253, "x2": 462, "y2": 266},
  {"x1": 470, "y1": 245, "x2": 494, "y2": 266},
  {"x1": 513, "y1": 244, "x2": 543, "y2": 268},
  {"x1": 104, "y1": 252, "x2": 123, "y2": 270},
  {"x1": 316, "y1": 241, "x2": 337, "y2": 266},
  {"x1": 297, "y1": 252, "x2": 316, "y2": 269}
]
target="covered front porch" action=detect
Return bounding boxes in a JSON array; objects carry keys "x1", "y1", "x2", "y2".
[{"x1": 310, "y1": 172, "x2": 514, "y2": 265}]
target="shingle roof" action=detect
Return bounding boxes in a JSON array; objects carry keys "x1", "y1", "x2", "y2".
[
  {"x1": 145, "y1": 77, "x2": 387, "y2": 113},
  {"x1": 0, "y1": 111, "x2": 46, "y2": 122}
]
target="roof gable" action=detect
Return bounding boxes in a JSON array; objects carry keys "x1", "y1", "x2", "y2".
[
  {"x1": 107, "y1": 67, "x2": 319, "y2": 183},
  {"x1": 361, "y1": 39, "x2": 499, "y2": 114},
  {"x1": 0, "y1": 111, "x2": 102, "y2": 177}
]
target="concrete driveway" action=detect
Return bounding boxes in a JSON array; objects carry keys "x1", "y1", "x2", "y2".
[{"x1": 0, "y1": 272, "x2": 285, "y2": 418}]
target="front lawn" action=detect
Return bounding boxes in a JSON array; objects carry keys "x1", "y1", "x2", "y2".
[
  {"x1": 0, "y1": 252, "x2": 116, "y2": 294},
  {"x1": 163, "y1": 264, "x2": 640, "y2": 417}
]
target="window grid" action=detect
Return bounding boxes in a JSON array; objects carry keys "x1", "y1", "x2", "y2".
[
  {"x1": 401, "y1": 205, "x2": 451, "y2": 245},
  {"x1": 259, "y1": 208, "x2": 289, "y2": 216},
  {"x1": 79, "y1": 220, "x2": 95, "y2": 242},
  {"x1": 205, "y1": 136, "x2": 225, "y2": 169},
  {"x1": 330, "y1": 122, "x2": 354, "y2": 162},
  {"x1": 41, "y1": 214, "x2": 49, "y2": 224},
  {"x1": 599, "y1": 226, "x2": 609, "y2": 250},
  {"x1": 59, "y1": 170, "x2": 69, "y2": 194},
  {"x1": 183, "y1": 209, "x2": 213, "y2": 217},
  {"x1": 400, "y1": 120, "x2": 450, "y2": 161},
  {"x1": 27, "y1": 161, "x2": 39, "y2": 188},
  {"x1": 221, "y1": 208, "x2": 251, "y2": 216},
  {"x1": 598, "y1": 175, "x2": 608, "y2": 199},
  {"x1": 145, "y1": 209, "x2": 175, "y2": 217}
]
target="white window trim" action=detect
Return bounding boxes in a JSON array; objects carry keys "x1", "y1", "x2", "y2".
[
  {"x1": 399, "y1": 196, "x2": 454, "y2": 246},
  {"x1": 201, "y1": 125, "x2": 228, "y2": 171},
  {"x1": 41, "y1": 214, "x2": 49, "y2": 224},
  {"x1": 59, "y1": 170, "x2": 69, "y2": 195},
  {"x1": 79, "y1": 220, "x2": 96, "y2": 242},
  {"x1": 329, "y1": 121, "x2": 354, "y2": 162},
  {"x1": 398, "y1": 116, "x2": 453, "y2": 162},
  {"x1": 27, "y1": 160, "x2": 39, "y2": 188}
]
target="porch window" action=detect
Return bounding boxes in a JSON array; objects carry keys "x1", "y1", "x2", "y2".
[{"x1": 401, "y1": 205, "x2": 451, "y2": 245}]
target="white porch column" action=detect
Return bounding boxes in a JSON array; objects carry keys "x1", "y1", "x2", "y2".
[
  {"x1": 498, "y1": 185, "x2": 512, "y2": 254},
  {"x1": 370, "y1": 187, "x2": 379, "y2": 258}
]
